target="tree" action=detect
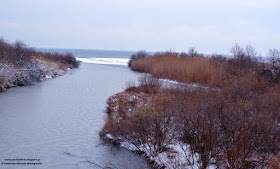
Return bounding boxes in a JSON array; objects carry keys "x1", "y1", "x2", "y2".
[
  {"x1": 268, "y1": 48, "x2": 280, "y2": 69},
  {"x1": 230, "y1": 43, "x2": 245, "y2": 60},
  {"x1": 188, "y1": 47, "x2": 198, "y2": 57},
  {"x1": 245, "y1": 44, "x2": 257, "y2": 58}
]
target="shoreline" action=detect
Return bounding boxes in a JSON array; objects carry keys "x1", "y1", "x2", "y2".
[
  {"x1": 100, "y1": 86, "x2": 217, "y2": 169},
  {"x1": 0, "y1": 64, "x2": 73, "y2": 92},
  {"x1": 0, "y1": 39, "x2": 80, "y2": 92}
]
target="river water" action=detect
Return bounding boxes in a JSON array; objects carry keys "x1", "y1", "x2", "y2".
[{"x1": 0, "y1": 63, "x2": 150, "y2": 169}]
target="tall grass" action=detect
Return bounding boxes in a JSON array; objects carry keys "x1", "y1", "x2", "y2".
[
  {"x1": 129, "y1": 50, "x2": 276, "y2": 90},
  {"x1": 131, "y1": 55, "x2": 224, "y2": 86}
]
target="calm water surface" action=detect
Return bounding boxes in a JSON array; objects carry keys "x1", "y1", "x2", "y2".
[{"x1": 0, "y1": 63, "x2": 150, "y2": 169}]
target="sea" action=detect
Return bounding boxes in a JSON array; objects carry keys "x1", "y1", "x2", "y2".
[{"x1": 36, "y1": 48, "x2": 136, "y2": 59}]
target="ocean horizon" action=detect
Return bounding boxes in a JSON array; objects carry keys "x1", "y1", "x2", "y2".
[{"x1": 36, "y1": 48, "x2": 137, "y2": 59}]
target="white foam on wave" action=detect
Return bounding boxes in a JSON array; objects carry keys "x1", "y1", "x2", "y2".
[{"x1": 77, "y1": 57, "x2": 129, "y2": 66}]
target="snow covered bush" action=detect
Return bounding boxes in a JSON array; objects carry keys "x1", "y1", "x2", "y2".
[{"x1": 0, "y1": 38, "x2": 80, "y2": 91}]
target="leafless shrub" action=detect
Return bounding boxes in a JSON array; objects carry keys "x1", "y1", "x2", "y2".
[
  {"x1": 128, "y1": 50, "x2": 148, "y2": 67},
  {"x1": 211, "y1": 54, "x2": 227, "y2": 61},
  {"x1": 179, "y1": 52, "x2": 189, "y2": 57},
  {"x1": 188, "y1": 47, "x2": 203, "y2": 57},
  {"x1": 245, "y1": 44, "x2": 257, "y2": 58},
  {"x1": 230, "y1": 43, "x2": 246, "y2": 60},
  {"x1": 153, "y1": 50, "x2": 178, "y2": 57},
  {"x1": 229, "y1": 44, "x2": 260, "y2": 72},
  {"x1": 63, "y1": 52, "x2": 81, "y2": 68},
  {"x1": 102, "y1": 94, "x2": 177, "y2": 159},
  {"x1": 268, "y1": 48, "x2": 280, "y2": 69},
  {"x1": 124, "y1": 106, "x2": 175, "y2": 157},
  {"x1": 138, "y1": 75, "x2": 162, "y2": 94}
]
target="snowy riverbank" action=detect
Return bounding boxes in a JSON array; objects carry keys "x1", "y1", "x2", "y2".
[
  {"x1": 0, "y1": 39, "x2": 80, "y2": 92},
  {"x1": 100, "y1": 89, "x2": 216, "y2": 169}
]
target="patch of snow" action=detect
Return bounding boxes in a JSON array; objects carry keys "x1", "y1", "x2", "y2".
[
  {"x1": 159, "y1": 78, "x2": 211, "y2": 90},
  {"x1": 120, "y1": 142, "x2": 139, "y2": 151},
  {"x1": 76, "y1": 57, "x2": 129, "y2": 66},
  {"x1": 105, "y1": 134, "x2": 114, "y2": 140},
  {"x1": 45, "y1": 75, "x2": 52, "y2": 79},
  {"x1": 154, "y1": 143, "x2": 200, "y2": 169},
  {"x1": 117, "y1": 140, "x2": 216, "y2": 169},
  {"x1": 139, "y1": 72, "x2": 211, "y2": 90}
]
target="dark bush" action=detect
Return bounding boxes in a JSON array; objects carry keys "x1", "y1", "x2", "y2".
[
  {"x1": 187, "y1": 47, "x2": 204, "y2": 57},
  {"x1": 128, "y1": 50, "x2": 148, "y2": 67},
  {"x1": 138, "y1": 75, "x2": 162, "y2": 94}
]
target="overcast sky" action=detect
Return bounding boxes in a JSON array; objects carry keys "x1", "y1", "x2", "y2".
[{"x1": 0, "y1": 0, "x2": 279, "y2": 55}]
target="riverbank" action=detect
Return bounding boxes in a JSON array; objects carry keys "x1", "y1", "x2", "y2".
[
  {"x1": 0, "y1": 38, "x2": 80, "y2": 92},
  {"x1": 101, "y1": 46, "x2": 280, "y2": 168},
  {"x1": 100, "y1": 76, "x2": 217, "y2": 168}
]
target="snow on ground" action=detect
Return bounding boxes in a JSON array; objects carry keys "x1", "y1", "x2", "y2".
[
  {"x1": 160, "y1": 78, "x2": 212, "y2": 90},
  {"x1": 104, "y1": 133, "x2": 216, "y2": 169},
  {"x1": 77, "y1": 58, "x2": 129, "y2": 66},
  {"x1": 45, "y1": 75, "x2": 53, "y2": 79},
  {"x1": 141, "y1": 73, "x2": 211, "y2": 90}
]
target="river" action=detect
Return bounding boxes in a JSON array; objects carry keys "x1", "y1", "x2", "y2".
[{"x1": 0, "y1": 63, "x2": 150, "y2": 169}]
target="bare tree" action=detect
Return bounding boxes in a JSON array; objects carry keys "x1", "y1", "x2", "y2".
[
  {"x1": 188, "y1": 47, "x2": 198, "y2": 57},
  {"x1": 230, "y1": 43, "x2": 245, "y2": 59},
  {"x1": 245, "y1": 44, "x2": 257, "y2": 58},
  {"x1": 268, "y1": 48, "x2": 280, "y2": 69}
]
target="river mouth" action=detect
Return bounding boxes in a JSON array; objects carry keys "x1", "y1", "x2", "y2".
[{"x1": 0, "y1": 63, "x2": 150, "y2": 169}]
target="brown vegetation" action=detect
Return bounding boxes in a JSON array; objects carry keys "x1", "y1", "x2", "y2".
[
  {"x1": 101, "y1": 76, "x2": 280, "y2": 168},
  {"x1": 0, "y1": 38, "x2": 80, "y2": 91},
  {"x1": 129, "y1": 45, "x2": 280, "y2": 89},
  {"x1": 101, "y1": 45, "x2": 280, "y2": 168}
]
